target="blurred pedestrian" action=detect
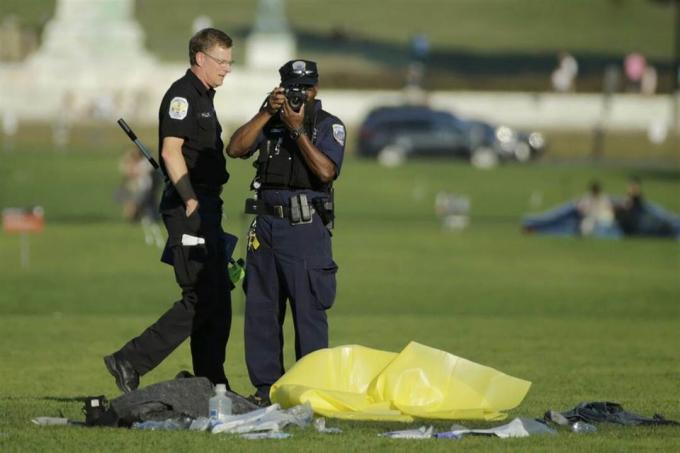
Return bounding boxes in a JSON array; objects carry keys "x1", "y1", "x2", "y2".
[
  {"x1": 551, "y1": 51, "x2": 578, "y2": 92},
  {"x1": 115, "y1": 147, "x2": 164, "y2": 246},
  {"x1": 405, "y1": 33, "x2": 430, "y2": 91},
  {"x1": 614, "y1": 177, "x2": 645, "y2": 235},
  {"x1": 227, "y1": 59, "x2": 344, "y2": 407},
  {"x1": 614, "y1": 177, "x2": 677, "y2": 238},
  {"x1": 640, "y1": 65, "x2": 657, "y2": 95},
  {"x1": 104, "y1": 28, "x2": 235, "y2": 393},
  {"x1": 410, "y1": 33, "x2": 430, "y2": 64},
  {"x1": 52, "y1": 91, "x2": 74, "y2": 150},
  {"x1": 115, "y1": 148, "x2": 155, "y2": 222},
  {"x1": 2, "y1": 109, "x2": 18, "y2": 151},
  {"x1": 624, "y1": 52, "x2": 646, "y2": 92},
  {"x1": 576, "y1": 181, "x2": 616, "y2": 236}
]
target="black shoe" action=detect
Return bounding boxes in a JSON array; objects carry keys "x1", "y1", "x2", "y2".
[
  {"x1": 246, "y1": 394, "x2": 271, "y2": 408},
  {"x1": 103, "y1": 354, "x2": 139, "y2": 393}
]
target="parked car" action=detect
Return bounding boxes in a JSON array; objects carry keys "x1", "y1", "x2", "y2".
[{"x1": 356, "y1": 105, "x2": 545, "y2": 167}]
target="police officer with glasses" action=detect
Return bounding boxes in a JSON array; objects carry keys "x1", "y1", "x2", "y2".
[{"x1": 104, "y1": 28, "x2": 235, "y2": 393}]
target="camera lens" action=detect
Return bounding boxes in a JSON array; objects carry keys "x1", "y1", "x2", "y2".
[{"x1": 285, "y1": 87, "x2": 306, "y2": 112}]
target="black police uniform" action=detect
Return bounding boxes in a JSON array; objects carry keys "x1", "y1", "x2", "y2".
[
  {"x1": 112, "y1": 69, "x2": 232, "y2": 387},
  {"x1": 242, "y1": 61, "x2": 346, "y2": 400}
]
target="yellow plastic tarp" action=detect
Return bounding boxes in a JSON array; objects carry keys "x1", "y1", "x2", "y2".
[{"x1": 270, "y1": 342, "x2": 531, "y2": 422}]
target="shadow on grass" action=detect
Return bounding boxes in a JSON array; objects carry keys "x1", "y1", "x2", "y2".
[
  {"x1": 41, "y1": 396, "x2": 93, "y2": 403},
  {"x1": 630, "y1": 168, "x2": 680, "y2": 183}
]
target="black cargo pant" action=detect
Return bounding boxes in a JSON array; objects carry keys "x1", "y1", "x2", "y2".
[{"x1": 117, "y1": 190, "x2": 232, "y2": 387}]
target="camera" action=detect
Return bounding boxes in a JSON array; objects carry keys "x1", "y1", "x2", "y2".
[{"x1": 284, "y1": 85, "x2": 308, "y2": 112}]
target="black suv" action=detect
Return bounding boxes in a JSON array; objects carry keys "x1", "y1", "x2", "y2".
[{"x1": 356, "y1": 105, "x2": 545, "y2": 166}]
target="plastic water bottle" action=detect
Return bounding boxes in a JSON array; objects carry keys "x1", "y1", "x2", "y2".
[
  {"x1": 209, "y1": 384, "x2": 232, "y2": 422},
  {"x1": 571, "y1": 421, "x2": 597, "y2": 434}
]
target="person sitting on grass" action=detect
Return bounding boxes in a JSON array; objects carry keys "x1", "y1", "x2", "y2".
[{"x1": 576, "y1": 181, "x2": 616, "y2": 237}]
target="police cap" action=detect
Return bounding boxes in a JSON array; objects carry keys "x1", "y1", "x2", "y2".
[{"x1": 279, "y1": 59, "x2": 319, "y2": 87}]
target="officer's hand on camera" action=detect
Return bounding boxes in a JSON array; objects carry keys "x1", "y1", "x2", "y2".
[
  {"x1": 264, "y1": 87, "x2": 285, "y2": 115},
  {"x1": 281, "y1": 98, "x2": 304, "y2": 132}
]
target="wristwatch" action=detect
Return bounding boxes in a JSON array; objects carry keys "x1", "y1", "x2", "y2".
[{"x1": 290, "y1": 127, "x2": 305, "y2": 140}]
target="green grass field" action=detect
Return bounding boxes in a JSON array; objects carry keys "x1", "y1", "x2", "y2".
[
  {"x1": 1, "y1": 0, "x2": 676, "y2": 90},
  {"x1": 2, "y1": 0, "x2": 673, "y2": 58},
  {"x1": 1, "y1": 131, "x2": 679, "y2": 451}
]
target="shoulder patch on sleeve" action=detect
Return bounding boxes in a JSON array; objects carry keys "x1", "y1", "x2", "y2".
[
  {"x1": 332, "y1": 123, "x2": 345, "y2": 146},
  {"x1": 169, "y1": 97, "x2": 189, "y2": 120}
]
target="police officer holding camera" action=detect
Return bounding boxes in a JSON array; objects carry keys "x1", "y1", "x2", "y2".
[{"x1": 227, "y1": 60, "x2": 345, "y2": 406}]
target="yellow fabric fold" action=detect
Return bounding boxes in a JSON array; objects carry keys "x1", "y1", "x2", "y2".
[{"x1": 270, "y1": 341, "x2": 531, "y2": 421}]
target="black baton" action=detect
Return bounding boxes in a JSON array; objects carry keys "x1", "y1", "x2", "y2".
[{"x1": 117, "y1": 118, "x2": 161, "y2": 171}]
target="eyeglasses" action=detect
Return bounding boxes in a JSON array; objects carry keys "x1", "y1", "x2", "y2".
[{"x1": 203, "y1": 52, "x2": 234, "y2": 67}]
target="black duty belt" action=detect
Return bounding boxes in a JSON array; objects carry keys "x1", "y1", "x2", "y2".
[
  {"x1": 193, "y1": 184, "x2": 223, "y2": 196},
  {"x1": 164, "y1": 184, "x2": 222, "y2": 197},
  {"x1": 244, "y1": 195, "x2": 316, "y2": 225}
]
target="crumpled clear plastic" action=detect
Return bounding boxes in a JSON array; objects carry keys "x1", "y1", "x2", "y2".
[
  {"x1": 132, "y1": 417, "x2": 193, "y2": 431},
  {"x1": 240, "y1": 432, "x2": 291, "y2": 440},
  {"x1": 437, "y1": 417, "x2": 556, "y2": 439},
  {"x1": 189, "y1": 417, "x2": 211, "y2": 431},
  {"x1": 211, "y1": 403, "x2": 313, "y2": 434},
  {"x1": 379, "y1": 426, "x2": 433, "y2": 439},
  {"x1": 313, "y1": 417, "x2": 342, "y2": 434},
  {"x1": 31, "y1": 417, "x2": 71, "y2": 426}
]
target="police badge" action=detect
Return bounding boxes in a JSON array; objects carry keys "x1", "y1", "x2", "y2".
[
  {"x1": 169, "y1": 97, "x2": 189, "y2": 120},
  {"x1": 332, "y1": 124, "x2": 345, "y2": 146}
]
